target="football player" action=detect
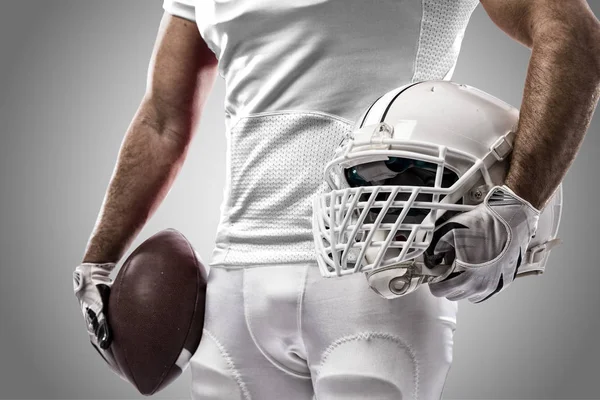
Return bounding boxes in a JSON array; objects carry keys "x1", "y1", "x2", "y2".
[{"x1": 74, "y1": 1, "x2": 600, "y2": 398}]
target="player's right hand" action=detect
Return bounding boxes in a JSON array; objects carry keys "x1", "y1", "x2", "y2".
[{"x1": 73, "y1": 262, "x2": 126, "y2": 380}]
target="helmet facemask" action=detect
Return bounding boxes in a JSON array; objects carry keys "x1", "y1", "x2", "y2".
[
  {"x1": 312, "y1": 121, "x2": 510, "y2": 282},
  {"x1": 312, "y1": 81, "x2": 562, "y2": 299}
]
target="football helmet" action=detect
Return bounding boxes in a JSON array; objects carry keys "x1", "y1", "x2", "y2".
[{"x1": 312, "y1": 81, "x2": 562, "y2": 298}]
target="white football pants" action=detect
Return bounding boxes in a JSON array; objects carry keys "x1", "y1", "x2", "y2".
[{"x1": 189, "y1": 264, "x2": 458, "y2": 400}]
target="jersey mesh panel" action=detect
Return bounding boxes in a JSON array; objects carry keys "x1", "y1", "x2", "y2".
[
  {"x1": 413, "y1": 0, "x2": 479, "y2": 81},
  {"x1": 210, "y1": 112, "x2": 352, "y2": 266}
]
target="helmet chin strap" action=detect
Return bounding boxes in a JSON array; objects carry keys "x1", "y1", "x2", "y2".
[
  {"x1": 361, "y1": 205, "x2": 455, "y2": 299},
  {"x1": 365, "y1": 263, "x2": 424, "y2": 298},
  {"x1": 364, "y1": 237, "x2": 563, "y2": 300},
  {"x1": 365, "y1": 258, "x2": 453, "y2": 299}
]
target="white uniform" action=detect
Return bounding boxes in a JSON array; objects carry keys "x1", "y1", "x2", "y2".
[{"x1": 162, "y1": 1, "x2": 478, "y2": 398}]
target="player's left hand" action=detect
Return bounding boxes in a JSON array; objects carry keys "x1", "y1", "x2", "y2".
[{"x1": 428, "y1": 185, "x2": 540, "y2": 303}]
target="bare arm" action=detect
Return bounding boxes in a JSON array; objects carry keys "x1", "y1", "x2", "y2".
[
  {"x1": 481, "y1": 0, "x2": 600, "y2": 209},
  {"x1": 82, "y1": 13, "x2": 218, "y2": 263}
]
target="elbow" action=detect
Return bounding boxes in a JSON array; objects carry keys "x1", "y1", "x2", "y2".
[
  {"x1": 139, "y1": 95, "x2": 197, "y2": 151},
  {"x1": 588, "y1": 22, "x2": 600, "y2": 81},
  {"x1": 532, "y1": 15, "x2": 600, "y2": 81},
  {"x1": 570, "y1": 16, "x2": 600, "y2": 81},
  {"x1": 577, "y1": 23, "x2": 600, "y2": 85}
]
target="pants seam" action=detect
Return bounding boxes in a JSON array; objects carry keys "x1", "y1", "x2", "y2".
[
  {"x1": 317, "y1": 331, "x2": 420, "y2": 400},
  {"x1": 202, "y1": 329, "x2": 252, "y2": 400}
]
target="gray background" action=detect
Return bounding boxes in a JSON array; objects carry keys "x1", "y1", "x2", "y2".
[{"x1": 1, "y1": 1, "x2": 599, "y2": 399}]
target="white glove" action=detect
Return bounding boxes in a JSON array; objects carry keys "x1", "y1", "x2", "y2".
[
  {"x1": 428, "y1": 185, "x2": 540, "y2": 303},
  {"x1": 73, "y1": 262, "x2": 126, "y2": 380}
]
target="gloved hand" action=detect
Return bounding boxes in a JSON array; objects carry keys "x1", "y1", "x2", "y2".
[
  {"x1": 428, "y1": 185, "x2": 540, "y2": 303},
  {"x1": 73, "y1": 262, "x2": 126, "y2": 380}
]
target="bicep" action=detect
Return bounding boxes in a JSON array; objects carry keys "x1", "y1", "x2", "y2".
[
  {"x1": 144, "y1": 12, "x2": 218, "y2": 130},
  {"x1": 481, "y1": 0, "x2": 600, "y2": 48},
  {"x1": 479, "y1": 0, "x2": 535, "y2": 47}
]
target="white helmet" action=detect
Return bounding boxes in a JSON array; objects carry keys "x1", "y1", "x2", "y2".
[{"x1": 312, "y1": 81, "x2": 562, "y2": 297}]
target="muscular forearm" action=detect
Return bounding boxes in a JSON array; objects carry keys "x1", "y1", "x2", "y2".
[
  {"x1": 505, "y1": 18, "x2": 600, "y2": 210},
  {"x1": 81, "y1": 97, "x2": 193, "y2": 263}
]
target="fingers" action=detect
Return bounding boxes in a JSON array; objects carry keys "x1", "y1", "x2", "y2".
[
  {"x1": 74, "y1": 263, "x2": 115, "y2": 349},
  {"x1": 469, "y1": 281, "x2": 500, "y2": 303},
  {"x1": 86, "y1": 308, "x2": 100, "y2": 334},
  {"x1": 85, "y1": 304, "x2": 112, "y2": 349},
  {"x1": 73, "y1": 269, "x2": 83, "y2": 291},
  {"x1": 429, "y1": 270, "x2": 470, "y2": 298},
  {"x1": 97, "y1": 319, "x2": 112, "y2": 350},
  {"x1": 96, "y1": 284, "x2": 113, "y2": 349}
]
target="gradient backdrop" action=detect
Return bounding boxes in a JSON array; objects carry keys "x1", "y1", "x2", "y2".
[{"x1": 1, "y1": 1, "x2": 600, "y2": 399}]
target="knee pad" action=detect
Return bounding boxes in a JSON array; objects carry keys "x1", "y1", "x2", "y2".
[{"x1": 314, "y1": 332, "x2": 418, "y2": 400}]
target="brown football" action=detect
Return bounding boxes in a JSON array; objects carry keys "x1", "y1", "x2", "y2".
[{"x1": 107, "y1": 229, "x2": 207, "y2": 396}]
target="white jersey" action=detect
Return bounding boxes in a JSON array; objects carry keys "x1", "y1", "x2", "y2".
[{"x1": 162, "y1": 0, "x2": 480, "y2": 266}]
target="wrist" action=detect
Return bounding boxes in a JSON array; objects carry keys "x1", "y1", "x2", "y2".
[
  {"x1": 82, "y1": 245, "x2": 122, "y2": 265},
  {"x1": 76, "y1": 262, "x2": 117, "y2": 274},
  {"x1": 82, "y1": 256, "x2": 119, "y2": 265},
  {"x1": 497, "y1": 183, "x2": 541, "y2": 214},
  {"x1": 502, "y1": 176, "x2": 543, "y2": 211}
]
